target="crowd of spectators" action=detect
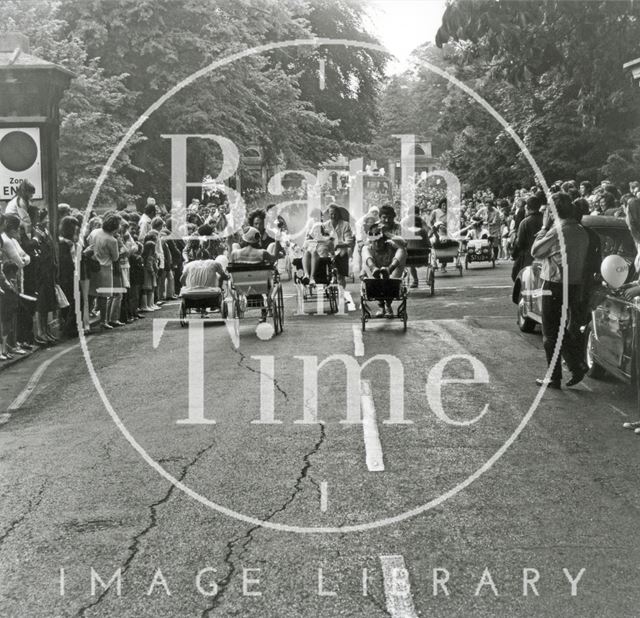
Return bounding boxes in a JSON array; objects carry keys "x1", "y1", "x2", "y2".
[{"x1": 1, "y1": 174, "x2": 638, "y2": 362}]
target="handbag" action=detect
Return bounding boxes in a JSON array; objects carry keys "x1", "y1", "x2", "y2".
[{"x1": 54, "y1": 284, "x2": 69, "y2": 309}]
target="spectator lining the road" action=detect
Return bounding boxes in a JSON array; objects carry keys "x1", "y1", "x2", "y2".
[{"x1": 531, "y1": 192, "x2": 589, "y2": 390}]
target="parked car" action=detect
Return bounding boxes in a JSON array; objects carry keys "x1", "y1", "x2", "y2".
[{"x1": 512, "y1": 216, "x2": 636, "y2": 333}]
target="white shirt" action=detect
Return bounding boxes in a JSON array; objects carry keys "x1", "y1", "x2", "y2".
[{"x1": 5, "y1": 196, "x2": 32, "y2": 236}]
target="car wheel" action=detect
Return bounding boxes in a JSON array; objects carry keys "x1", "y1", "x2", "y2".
[
  {"x1": 517, "y1": 298, "x2": 537, "y2": 333},
  {"x1": 584, "y1": 323, "x2": 606, "y2": 379}
]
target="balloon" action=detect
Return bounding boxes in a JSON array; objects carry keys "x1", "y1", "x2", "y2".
[
  {"x1": 600, "y1": 254, "x2": 628, "y2": 289},
  {"x1": 215, "y1": 254, "x2": 229, "y2": 270}
]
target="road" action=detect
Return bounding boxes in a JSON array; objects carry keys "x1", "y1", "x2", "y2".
[{"x1": 1, "y1": 260, "x2": 640, "y2": 617}]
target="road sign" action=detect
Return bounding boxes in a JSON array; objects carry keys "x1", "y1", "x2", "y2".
[{"x1": 0, "y1": 127, "x2": 43, "y2": 199}]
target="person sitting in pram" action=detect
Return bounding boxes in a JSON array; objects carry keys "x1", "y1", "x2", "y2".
[
  {"x1": 180, "y1": 248, "x2": 229, "y2": 292},
  {"x1": 360, "y1": 204, "x2": 407, "y2": 318},
  {"x1": 230, "y1": 226, "x2": 278, "y2": 265},
  {"x1": 466, "y1": 216, "x2": 490, "y2": 240},
  {"x1": 430, "y1": 222, "x2": 459, "y2": 272},
  {"x1": 230, "y1": 226, "x2": 277, "y2": 322},
  {"x1": 300, "y1": 218, "x2": 334, "y2": 286}
]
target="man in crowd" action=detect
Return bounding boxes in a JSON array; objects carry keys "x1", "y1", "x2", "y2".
[
  {"x1": 511, "y1": 195, "x2": 543, "y2": 281},
  {"x1": 138, "y1": 198, "x2": 157, "y2": 239},
  {"x1": 531, "y1": 192, "x2": 589, "y2": 389}
]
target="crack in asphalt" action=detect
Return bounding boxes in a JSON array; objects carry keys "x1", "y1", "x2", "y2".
[
  {"x1": 0, "y1": 478, "x2": 47, "y2": 551},
  {"x1": 75, "y1": 441, "x2": 216, "y2": 618},
  {"x1": 201, "y1": 423, "x2": 326, "y2": 618},
  {"x1": 233, "y1": 344, "x2": 289, "y2": 401}
]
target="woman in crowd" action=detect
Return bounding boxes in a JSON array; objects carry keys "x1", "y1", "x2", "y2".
[
  {"x1": 88, "y1": 213, "x2": 121, "y2": 330},
  {"x1": 32, "y1": 208, "x2": 58, "y2": 343},
  {"x1": 141, "y1": 239, "x2": 159, "y2": 312},
  {"x1": 1, "y1": 215, "x2": 31, "y2": 354},
  {"x1": 80, "y1": 216, "x2": 103, "y2": 334},
  {"x1": 58, "y1": 215, "x2": 79, "y2": 337}
]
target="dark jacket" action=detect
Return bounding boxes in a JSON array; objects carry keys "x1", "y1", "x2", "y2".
[{"x1": 511, "y1": 211, "x2": 543, "y2": 281}]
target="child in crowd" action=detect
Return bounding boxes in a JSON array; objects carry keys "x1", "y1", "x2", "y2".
[
  {"x1": 140, "y1": 240, "x2": 158, "y2": 312},
  {"x1": 128, "y1": 241, "x2": 144, "y2": 319}
]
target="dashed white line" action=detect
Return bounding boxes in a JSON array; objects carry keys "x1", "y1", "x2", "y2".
[
  {"x1": 609, "y1": 404, "x2": 628, "y2": 418},
  {"x1": 352, "y1": 324, "x2": 364, "y2": 357},
  {"x1": 379, "y1": 555, "x2": 418, "y2": 618},
  {"x1": 320, "y1": 481, "x2": 328, "y2": 512},
  {"x1": 7, "y1": 344, "x2": 79, "y2": 411},
  {"x1": 360, "y1": 380, "x2": 384, "y2": 472}
]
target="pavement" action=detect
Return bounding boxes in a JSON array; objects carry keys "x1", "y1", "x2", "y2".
[{"x1": 1, "y1": 260, "x2": 640, "y2": 617}]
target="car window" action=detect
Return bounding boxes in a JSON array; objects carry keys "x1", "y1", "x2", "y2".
[
  {"x1": 592, "y1": 227, "x2": 636, "y2": 261},
  {"x1": 592, "y1": 226, "x2": 637, "y2": 281}
]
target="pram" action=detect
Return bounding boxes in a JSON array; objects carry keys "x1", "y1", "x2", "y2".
[
  {"x1": 464, "y1": 237, "x2": 496, "y2": 269},
  {"x1": 225, "y1": 263, "x2": 285, "y2": 334},
  {"x1": 405, "y1": 236, "x2": 435, "y2": 295},
  {"x1": 360, "y1": 272, "x2": 408, "y2": 332},
  {"x1": 431, "y1": 239, "x2": 463, "y2": 276},
  {"x1": 292, "y1": 255, "x2": 340, "y2": 313},
  {"x1": 179, "y1": 288, "x2": 226, "y2": 327}
]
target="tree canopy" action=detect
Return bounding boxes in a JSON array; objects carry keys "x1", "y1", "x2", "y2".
[
  {"x1": 433, "y1": 0, "x2": 640, "y2": 194},
  {"x1": 0, "y1": 0, "x2": 386, "y2": 208}
]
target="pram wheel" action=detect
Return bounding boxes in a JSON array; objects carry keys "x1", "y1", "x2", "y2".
[
  {"x1": 272, "y1": 284, "x2": 285, "y2": 334},
  {"x1": 326, "y1": 285, "x2": 339, "y2": 314},
  {"x1": 179, "y1": 301, "x2": 187, "y2": 327}
]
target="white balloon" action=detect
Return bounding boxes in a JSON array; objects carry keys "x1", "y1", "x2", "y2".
[{"x1": 600, "y1": 254, "x2": 628, "y2": 289}]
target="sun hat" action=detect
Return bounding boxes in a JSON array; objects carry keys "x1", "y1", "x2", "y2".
[{"x1": 242, "y1": 226, "x2": 261, "y2": 244}]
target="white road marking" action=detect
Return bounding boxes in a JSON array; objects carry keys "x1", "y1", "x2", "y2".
[
  {"x1": 7, "y1": 344, "x2": 80, "y2": 411},
  {"x1": 320, "y1": 481, "x2": 328, "y2": 512},
  {"x1": 609, "y1": 404, "x2": 629, "y2": 418},
  {"x1": 352, "y1": 325, "x2": 364, "y2": 357},
  {"x1": 379, "y1": 555, "x2": 418, "y2": 618},
  {"x1": 360, "y1": 380, "x2": 384, "y2": 471}
]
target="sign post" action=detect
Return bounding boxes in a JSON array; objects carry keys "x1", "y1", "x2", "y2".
[
  {"x1": 0, "y1": 127, "x2": 43, "y2": 199},
  {"x1": 0, "y1": 32, "x2": 73, "y2": 236}
]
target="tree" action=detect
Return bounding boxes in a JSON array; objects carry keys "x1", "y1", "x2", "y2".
[
  {"x1": 56, "y1": 0, "x2": 381, "y2": 201},
  {"x1": 434, "y1": 0, "x2": 640, "y2": 193},
  {"x1": 1, "y1": 0, "x2": 142, "y2": 209}
]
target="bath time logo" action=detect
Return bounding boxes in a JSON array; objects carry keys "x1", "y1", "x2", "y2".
[{"x1": 78, "y1": 37, "x2": 567, "y2": 535}]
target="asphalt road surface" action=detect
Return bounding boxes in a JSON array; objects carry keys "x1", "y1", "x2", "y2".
[{"x1": 2, "y1": 260, "x2": 640, "y2": 617}]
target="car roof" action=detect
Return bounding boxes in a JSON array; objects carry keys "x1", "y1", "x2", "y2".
[{"x1": 582, "y1": 215, "x2": 629, "y2": 229}]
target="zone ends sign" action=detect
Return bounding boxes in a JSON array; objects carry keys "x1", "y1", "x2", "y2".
[{"x1": 0, "y1": 128, "x2": 43, "y2": 199}]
